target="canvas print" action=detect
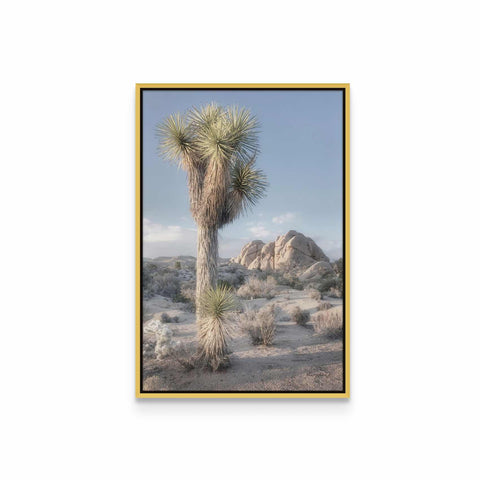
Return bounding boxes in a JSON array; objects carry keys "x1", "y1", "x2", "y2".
[{"x1": 136, "y1": 84, "x2": 349, "y2": 397}]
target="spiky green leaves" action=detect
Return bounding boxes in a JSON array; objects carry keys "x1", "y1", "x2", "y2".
[
  {"x1": 158, "y1": 103, "x2": 259, "y2": 168},
  {"x1": 230, "y1": 157, "x2": 268, "y2": 216},
  {"x1": 198, "y1": 284, "x2": 236, "y2": 370},
  {"x1": 157, "y1": 102, "x2": 267, "y2": 227},
  {"x1": 156, "y1": 113, "x2": 194, "y2": 166},
  {"x1": 188, "y1": 103, "x2": 231, "y2": 165},
  {"x1": 198, "y1": 283, "x2": 236, "y2": 321},
  {"x1": 224, "y1": 106, "x2": 259, "y2": 160}
]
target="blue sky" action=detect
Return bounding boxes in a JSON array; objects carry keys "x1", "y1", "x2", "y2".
[{"x1": 142, "y1": 89, "x2": 343, "y2": 260}]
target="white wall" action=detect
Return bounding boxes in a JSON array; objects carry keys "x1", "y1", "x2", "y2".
[{"x1": 1, "y1": 1, "x2": 479, "y2": 479}]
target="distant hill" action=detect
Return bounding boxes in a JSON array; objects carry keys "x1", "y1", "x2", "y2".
[{"x1": 143, "y1": 255, "x2": 230, "y2": 267}]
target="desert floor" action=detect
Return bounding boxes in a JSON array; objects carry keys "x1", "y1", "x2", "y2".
[{"x1": 142, "y1": 285, "x2": 344, "y2": 392}]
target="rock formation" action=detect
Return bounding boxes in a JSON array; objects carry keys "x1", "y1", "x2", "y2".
[
  {"x1": 231, "y1": 230, "x2": 330, "y2": 274},
  {"x1": 232, "y1": 240, "x2": 265, "y2": 269},
  {"x1": 298, "y1": 261, "x2": 333, "y2": 281}
]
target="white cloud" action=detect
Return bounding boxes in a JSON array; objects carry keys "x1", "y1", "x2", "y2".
[
  {"x1": 272, "y1": 212, "x2": 295, "y2": 225},
  {"x1": 143, "y1": 219, "x2": 182, "y2": 243},
  {"x1": 143, "y1": 218, "x2": 197, "y2": 257},
  {"x1": 248, "y1": 224, "x2": 274, "y2": 239}
]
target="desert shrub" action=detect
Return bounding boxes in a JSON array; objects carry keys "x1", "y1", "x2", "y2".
[
  {"x1": 312, "y1": 309, "x2": 343, "y2": 339},
  {"x1": 333, "y1": 258, "x2": 344, "y2": 277},
  {"x1": 172, "y1": 292, "x2": 188, "y2": 303},
  {"x1": 290, "y1": 279, "x2": 304, "y2": 291},
  {"x1": 198, "y1": 285, "x2": 236, "y2": 371},
  {"x1": 217, "y1": 279, "x2": 236, "y2": 290},
  {"x1": 180, "y1": 285, "x2": 196, "y2": 303},
  {"x1": 218, "y1": 268, "x2": 246, "y2": 288},
  {"x1": 270, "y1": 272, "x2": 303, "y2": 290},
  {"x1": 169, "y1": 341, "x2": 197, "y2": 371},
  {"x1": 156, "y1": 272, "x2": 181, "y2": 298},
  {"x1": 251, "y1": 270, "x2": 268, "y2": 281},
  {"x1": 181, "y1": 302, "x2": 196, "y2": 313},
  {"x1": 233, "y1": 271, "x2": 246, "y2": 286},
  {"x1": 317, "y1": 301, "x2": 333, "y2": 311},
  {"x1": 223, "y1": 264, "x2": 238, "y2": 273},
  {"x1": 174, "y1": 261, "x2": 181, "y2": 270},
  {"x1": 266, "y1": 275, "x2": 277, "y2": 286},
  {"x1": 237, "y1": 276, "x2": 275, "y2": 299},
  {"x1": 160, "y1": 312, "x2": 179, "y2": 323},
  {"x1": 257, "y1": 306, "x2": 276, "y2": 345},
  {"x1": 172, "y1": 285, "x2": 196, "y2": 312},
  {"x1": 318, "y1": 275, "x2": 343, "y2": 297},
  {"x1": 142, "y1": 263, "x2": 181, "y2": 299},
  {"x1": 307, "y1": 287, "x2": 322, "y2": 301},
  {"x1": 239, "y1": 304, "x2": 276, "y2": 346},
  {"x1": 291, "y1": 306, "x2": 310, "y2": 327}
]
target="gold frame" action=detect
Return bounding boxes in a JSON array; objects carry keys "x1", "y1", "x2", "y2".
[{"x1": 136, "y1": 84, "x2": 350, "y2": 398}]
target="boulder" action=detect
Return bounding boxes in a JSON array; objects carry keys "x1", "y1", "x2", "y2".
[
  {"x1": 231, "y1": 240, "x2": 265, "y2": 268},
  {"x1": 298, "y1": 261, "x2": 333, "y2": 282},
  {"x1": 258, "y1": 242, "x2": 275, "y2": 270},
  {"x1": 275, "y1": 231, "x2": 329, "y2": 271}
]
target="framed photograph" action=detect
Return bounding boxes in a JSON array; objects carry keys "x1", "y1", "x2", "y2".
[{"x1": 136, "y1": 84, "x2": 349, "y2": 398}]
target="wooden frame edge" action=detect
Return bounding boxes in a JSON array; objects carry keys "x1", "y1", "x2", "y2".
[{"x1": 135, "y1": 84, "x2": 350, "y2": 399}]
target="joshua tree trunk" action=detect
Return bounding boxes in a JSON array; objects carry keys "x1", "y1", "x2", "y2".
[{"x1": 195, "y1": 224, "x2": 218, "y2": 314}]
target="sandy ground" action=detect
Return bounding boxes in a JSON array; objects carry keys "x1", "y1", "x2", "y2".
[{"x1": 142, "y1": 286, "x2": 344, "y2": 392}]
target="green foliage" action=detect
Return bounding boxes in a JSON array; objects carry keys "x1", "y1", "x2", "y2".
[
  {"x1": 199, "y1": 284, "x2": 236, "y2": 319},
  {"x1": 156, "y1": 112, "x2": 195, "y2": 165},
  {"x1": 229, "y1": 157, "x2": 268, "y2": 216},
  {"x1": 174, "y1": 261, "x2": 181, "y2": 270},
  {"x1": 188, "y1": 104, "x2": 259, "y2": 164},
  {"x1": 157, "y1": 103, "x2": 267, "y2": 227},
  {"x1": 198, "y1": 285, "x2": 236, "y2": 371}
]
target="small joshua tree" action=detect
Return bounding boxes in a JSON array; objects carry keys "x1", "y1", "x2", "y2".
[
  {"x1": 197, "y1": 284, "x2": 236, "y2": 370},
  {"x1": 158, "y1": 104, "x2": 267, "y2": 368}
]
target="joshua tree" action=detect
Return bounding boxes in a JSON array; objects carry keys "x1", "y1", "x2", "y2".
[{"x1": 157, "y1": 103, "x2": 267, "y2": 368}]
